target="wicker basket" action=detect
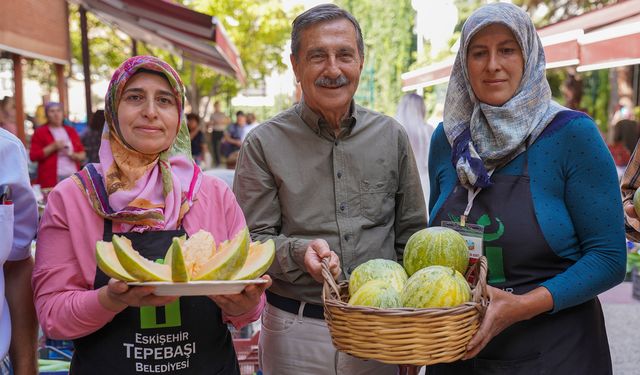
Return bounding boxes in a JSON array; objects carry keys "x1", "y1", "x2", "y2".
[{"x1": 322, "y1": 256, "x2": 488, "y2": 366}]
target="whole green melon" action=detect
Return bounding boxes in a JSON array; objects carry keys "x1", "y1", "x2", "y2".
[
  {"x1": 400, "y1": 266, "x2": 471, "y2": 308},
  {"x1": 634, "y1": 188, "x2": 640, "y2": 217},
  {"x1": 349, "y1": 259, "x2": 408, "y2": 295},
  {"x1": 403, "y1": 227, "x2": 469, "y2": 276},
  {"x1": 348, "y1": 280, "x2": 402, "y2": 308}
]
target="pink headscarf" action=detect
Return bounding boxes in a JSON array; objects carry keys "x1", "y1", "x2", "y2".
[{"x1": 73, "y1": 56, "x2": 201, "y2": 232}]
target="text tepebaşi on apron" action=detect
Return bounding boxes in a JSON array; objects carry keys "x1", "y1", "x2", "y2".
[{"x1": 70, "y1": 220, "x2": 240, "y2": 375}]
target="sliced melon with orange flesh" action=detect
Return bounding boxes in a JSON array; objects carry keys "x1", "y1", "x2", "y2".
[
  {"x1": 192, "y1": 227, "x2": 249, "y2": 281},
  {"x1": 231, "y1": 239, "x2": 275, "y2": 280},
  {"x1": 112, "y1": 235, "x2": 171, "y2": 281},
  {"x1": 96, "y1": 241, "x2": 137, "y2": 282}
]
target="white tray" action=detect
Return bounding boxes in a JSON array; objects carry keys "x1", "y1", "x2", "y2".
[{"x1": 127, "y1": 279, "x2": 268, "y2": 296}]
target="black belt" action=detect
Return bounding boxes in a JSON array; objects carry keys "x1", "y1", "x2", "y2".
[{"x1": 265, "y1": 290, "x2": 325, "y2": 319}]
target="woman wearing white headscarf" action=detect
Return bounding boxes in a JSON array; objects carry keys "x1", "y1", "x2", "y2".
[
  {"x1": 428, "y1": 3, "x2": 625, "y2": 373},
  {"x1": 395, "y1": 93, "x2": 434, "y2": 212}
]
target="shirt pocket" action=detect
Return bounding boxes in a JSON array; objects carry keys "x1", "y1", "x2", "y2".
[
  {"x1": 0, "y1": 204, "x2": 14, "y2": 264},
  {"x1": 359, "y1": 180, "x2": 396, "y2": 223}
]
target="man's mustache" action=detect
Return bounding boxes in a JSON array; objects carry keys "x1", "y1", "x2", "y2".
[{"x1": 315, "y1": 75, "x2": 349, "y2": 88}]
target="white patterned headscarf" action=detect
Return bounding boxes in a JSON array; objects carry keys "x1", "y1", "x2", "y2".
[{"x1": 443, "y1": 2, "x2": 566, "y2": 189}]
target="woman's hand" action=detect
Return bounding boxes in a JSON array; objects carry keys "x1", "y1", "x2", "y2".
[
  {"x1": 624, "y1": 201, "x2": 638, "y2": 219},
  {"x1": 463, "y1": 286, "x2": 553, "y2": 359},
  {"x1": 209, "y1": 275, "x2": 272, "y2": 317},
  {"x1": 98, "y1": 279, "x2": 177, "y2": 313},
  {"x1": 303, "y1": 239, "x2": 341, "y2": 282}
]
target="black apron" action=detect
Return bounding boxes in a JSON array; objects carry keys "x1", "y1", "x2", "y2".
[
  {"x1": 428, "y1": 149, "x2": 612, "y2": 374},
  {"x1": 71, "y1": 220, "x2": 240, "y2": 375}
]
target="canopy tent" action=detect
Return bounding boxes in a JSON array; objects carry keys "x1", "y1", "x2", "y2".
[
  {"x1": 0, "y1": 0, "x2": 71, "y2": 144},
  {"x1": 68, "y1": 0, "x2": 245, "y2": 83},
  {"x1": 402, "y1": 0, "x2": 640, "y2": 91}
]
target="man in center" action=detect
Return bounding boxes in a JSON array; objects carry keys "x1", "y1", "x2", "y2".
[{"x1": 233, "y1": 4, "x2": 426, "y2": 374}]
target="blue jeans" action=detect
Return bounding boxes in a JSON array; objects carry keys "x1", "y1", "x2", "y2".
[{"x1": 0, "y1": 355, "x2": 12, "y2": 375}]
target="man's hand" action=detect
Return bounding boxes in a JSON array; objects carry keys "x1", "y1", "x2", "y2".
[
  {"x1": 625, "y1": 201, "x2": 638, "y2": 219},
  {"x1": 210, "y1": 275, "x2": 272, "y2": 316},
  {"x1": 303, "y1": 239, "x2": 340, "y2": 283},
  {"x1": 98, "y1": 279, "x2": 177, "y2": 313}
]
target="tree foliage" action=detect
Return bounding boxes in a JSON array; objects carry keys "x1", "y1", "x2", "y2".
[
  {"x1": 513, "y1": 0, "x2": 618, "y2": 25},
  {"x1": 335, "y1": 0, "x2": 415, "y2": 115},
  {"x1": 191, "y1": 0, "x2": 296, "y2": 116},
  {"x1": 64, "y1": 1, "x2": 293, "y2": 117}
]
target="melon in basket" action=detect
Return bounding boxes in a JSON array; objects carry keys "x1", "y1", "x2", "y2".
[
  {"x1": 348, "y1": 279, "x2": 402, "y2": 308},
  {"x1": 401, "y1": 265, "x2": 471, "y2": 308},
  {"x1": 349, "y1": 259, "x2": 408, "y2": 295},
  {"x1": 403, "y1": 227, "x2": 469, "y2": 276}
]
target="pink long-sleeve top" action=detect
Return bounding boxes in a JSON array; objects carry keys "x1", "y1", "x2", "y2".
[{"x1": 33, "y1": 174, "x2": 265, "y2": 340}]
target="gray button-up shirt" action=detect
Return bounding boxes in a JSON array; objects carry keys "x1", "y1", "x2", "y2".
[{"x1": 233, "y1": 100, "x2": 427, "y2": 304}]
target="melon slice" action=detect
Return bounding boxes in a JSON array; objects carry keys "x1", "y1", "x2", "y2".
[
  {"x1": 192, "y1": 227, "x2": 249, "y2": 281},
  {"x1": 231, "y1": 240, "x2": 275, "y2": 280},
  {"x1": 112, "y1": 235, "x2": 172, "y2": 281},
  {"x1": 96, "y1": 241, "x2": 137, "y2": 282},
  {"x1": 168, "y1": 236, "x2": 189, "y2": 282}
]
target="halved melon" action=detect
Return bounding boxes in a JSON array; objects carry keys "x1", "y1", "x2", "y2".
[
  {"x1": 96, "y1": 241, "x2": 137, "y2": 282},
  {"x1": 231, "y1": 239, "x2": 275, "y2": 280},
  {"x1": 192, "y1": 227, "x2": 249, "y2": 281},
  {"x1": 112, "y1": 235, "x2": 172, "y2": 281}
]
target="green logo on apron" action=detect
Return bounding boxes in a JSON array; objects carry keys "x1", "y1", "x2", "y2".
[
  {"x1": 140, "y1": 300, "x2": 182, "y2": 329},
  {"x1": 448, "y1": 213, "x2": 507, "y2": 283}
]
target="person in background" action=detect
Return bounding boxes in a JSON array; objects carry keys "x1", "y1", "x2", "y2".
[
  {"x1": 615, "y1": 119, "x2": 640, "y2": 155},
  {"x1": 608, "y1": 119, "x2": 633, "y2": 179},
  {"x1": 221, "y1": 111, "x2": 246, "y2": 159},
  {"x1": 0, "y1": 97, "x2": 17, "y2": 136},
  {"x1": 187, "y1": 113, "x2": 208, "y2": 166},
  {"x1": 0, "y1": 128, "x2": 39, "y2": 375},
  {"x1": 32, "y1": 56, "x2": 269, "y2": 375},
  {"x1": 233, "y1": 4, "x2": 426, "y2": 374},
  {"x1": 81, "y1": 110, "x2": 105, "y2": 164},
  {"x1": 395, "y1": 93, "x2": 434, "y2": 211},
  {"x1": 428, "y1": 3, "x2": 625, "y2": 374},
  {"x1": 241, "y1": 112, "x2": 260, "y2": 141},
  {"x1": 208, "y1": 101, "x2": 228, "y2": 167},
  {"x1": 29, "y1": 102, "x2": 86, "y2": 188}
]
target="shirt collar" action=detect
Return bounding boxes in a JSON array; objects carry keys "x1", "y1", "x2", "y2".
[{"x1": 296, "y1": 99, "x2": 358, "y2": 137}]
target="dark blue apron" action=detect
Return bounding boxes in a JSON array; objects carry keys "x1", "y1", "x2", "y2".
[
  {"x1": 70, "y1": 220, "x2": 240, "y2": 375},
  {"x1": 428, "y1": 124, "x2": 612, "y2": 374}
]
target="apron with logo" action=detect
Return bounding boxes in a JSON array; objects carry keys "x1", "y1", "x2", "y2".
[
  {"x1": 71, "y1": 220, "x2": 240, "y2": 375},
  {"x1": 428, "y1": 115, "x2": 612, "y2": 374}
]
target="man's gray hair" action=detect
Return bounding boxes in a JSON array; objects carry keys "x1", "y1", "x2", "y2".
[{"x1": 291, "y1": 4, "x2": 364, "y2": 60}]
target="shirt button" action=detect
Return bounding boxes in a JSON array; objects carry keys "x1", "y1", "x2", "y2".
[
  {"x1": 334, "y1": 140, "x2": 339, "y2": 146},
  {"x1": 339, "y1": 202, "x2": 346, "y2": 211},
  {"x1": 343, "y1": 234, "x2": 350, "y2": 241},
  {"x1": 337, "y1": 171, "x2": 342, "y2": 178},
  {"x1": 347, "y1": 265, "x2": 355, "y2": 274}
]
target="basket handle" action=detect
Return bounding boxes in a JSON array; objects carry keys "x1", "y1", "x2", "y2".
[
  {"x1": 470, "y1": 256, "x2": 489, "y2": 315},
  {"x1": 321, "y1": 257, "x2": 342, "y2": 298}
]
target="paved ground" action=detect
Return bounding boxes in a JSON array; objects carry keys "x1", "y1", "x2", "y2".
[{"x1": 599, "y1": 281, "x2": 640, "y2": 375}]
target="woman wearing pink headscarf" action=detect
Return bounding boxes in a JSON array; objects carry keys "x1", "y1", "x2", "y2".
[{"x1": 33, "y1": 56, "x2": 270, "y2": 375}]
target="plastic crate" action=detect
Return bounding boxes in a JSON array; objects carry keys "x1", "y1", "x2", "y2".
[
  {"x1": 233, "y1": 331, "x2": 260, "y2": 375},
  {"x1": 41, "y1": 339, "x2": 74, "y2": 360}
]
